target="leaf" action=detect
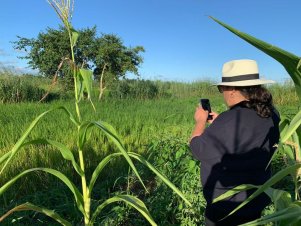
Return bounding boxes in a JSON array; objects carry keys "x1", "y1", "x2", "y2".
[
  {"x1": 83, "y1": 120, "x2": 148, "y2": 192},
  {"x1": 188, "y1": 160, "x2": 196, "y2": 171},
  {"x1": 0, "y1": 151, "x2": 12, "y2": 166},
  {"x1": 0, "y1": 106, "x2": 78, "y2": 175},
  {"x1": 88, "y1": 153, "x2": 121, "y2": 195},
  {"x1": 0, "y1": 202, "x2": 71, "y2": 226},
  {"x1": 240, "y1": 203, "x2": 301, "y2": 226},
  {"x1": 76, "y1": 69, "x2": 84, "y2": 101},
  {"x1": 219, "y1": 163, "x2": 301, "y2": 217},
  {"x1": 281, "y1": 109, "x2": 301, "y2": 143},
  {"x1": 280, "y1": 143, "x2": 295, "y2": 163},
  {"x1": 210, "y1": 16, "x2": 301, "y2": 100},
  {"x1": 25, "y1": 139, "x2": 84, "y2": 176},
  {"x1": 78, "y1": 121, "x2": 93, "y2": 150},
  {"x1": 79, "y1": 68, "x2": 95, "y2": 111},
  {"x1": 265, "y1": 187, "x2": 292, "y2": 211},
  {"x1": 90, "y1": 195, "x2": 157, "y2": 226},
  {"x1": 212, "y1": 184, "x2": 259, "y2": 203},
  {"x1": 128, "y1": 152, "x2": 192, "y2": 206},
  {"x1": 279, "y1": 117, "x2": 290, "y2": 139},
  {"x1": 0, "y1": 168, "x2": 85, "y2": 217},
  {"x1": 88, "y1": 152, "x2": 191, "y2": 207},
  {"x1": 71, "y1": 30, "x2": 79, "y2": 48}
]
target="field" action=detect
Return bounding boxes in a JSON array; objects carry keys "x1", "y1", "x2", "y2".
[{"x1": 0, "y1": 79, "x2": 299, "y2": 225}]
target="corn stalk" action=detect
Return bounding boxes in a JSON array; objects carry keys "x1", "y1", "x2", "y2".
[{"x1": 0, "y1": 1, "x2": 191, "y2": 225}]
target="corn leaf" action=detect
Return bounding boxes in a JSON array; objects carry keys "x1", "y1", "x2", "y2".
[
  {"x1": 0, "y1": 151, "x2": 12, "y2": 166},
  {"x1": 0, "y1": 168, "x2": 85, "y2": 217},
  {"x1": 0, "y1": 106, "x2": 78, "y2": 175},
  {"x1": 281, "y1": 109, "x2": 301, "y2": 143},
  {"x1": 210, "y1": 16, "x2": 301, "y2": 99},
  {"x1": 0, "y1": 202, "x2": 71, "y2": 226},
  {"x1": 88, "y1": 153, "x2": 121, "y2": 195},
  {"x1": 212, "y1": 184, "x2": 258, "y2": 203},
  {"x1": 219, "y1": 163, "x2": 301, "y2": 217},
  {"x1": 71, "y1": 30, "x2": 79, "y2": 48},
  {"x1": 240, "y1": 203, "x2": 301, "y2": 226},
  {"x1": 90, "y1": 195, "x2": 157, "y2": 226},
  {"x1": 76, "y1": 69, "x2": 84, "y2": 101},
  {"x1": 280, "y1": 143, "x2": 295, "y2": 163},
  {"x1": 81, "y1": 120, "x2": 147, "y2": 192},
  {"x1": 88, "y1": 152, "x2": 191, "y2": 206},
  {"x1": 264, "y1": 187, "x2": 292, "y2": 211},
  {"x1": 279, "y1": 117, "x2": 290, "y2": 139},
  {"x1": 79, "y1": 69, "x2": 92, "y2": 99},
  {"x1": 127, "y1": 152, "x2": 192, "y2": 206},
  {"x1": 24, "y1": 139, "x2": 83, "y2": 176},
  {"x1": 78, "y1": 122, "x2": 92, "y2": 150},
  {"x1": 79, "y1": 68, "x2": 95, "y2": 111}
]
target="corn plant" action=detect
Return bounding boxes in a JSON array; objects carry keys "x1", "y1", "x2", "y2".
[
  {"x1": 210, "y1": 17, "x2": 301, "y2": 225},
  {"x1": 0, "y1": 1, "x2": 191, "y2": 225}
]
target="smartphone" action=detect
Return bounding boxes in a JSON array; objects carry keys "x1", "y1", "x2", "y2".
[{"x1": 200, "y1": 99, "x2": 213, "y2": 120}]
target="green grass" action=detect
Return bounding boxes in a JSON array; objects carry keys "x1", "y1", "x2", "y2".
[{"x1": 0, "y1": 81, "x2": 299, "y2": 225}]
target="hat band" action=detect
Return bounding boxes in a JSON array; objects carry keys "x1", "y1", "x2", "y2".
[{"x1": 222, "y1": 73, "x2": 259, "y2": 82}]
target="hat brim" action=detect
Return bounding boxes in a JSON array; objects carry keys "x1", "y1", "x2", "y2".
[{"x1": 214, "y1": 78, "x2": 275, "y2": 86}]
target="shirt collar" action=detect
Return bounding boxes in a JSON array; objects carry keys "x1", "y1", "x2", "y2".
[{"x1": 229, "y1": 100, "x2": 249, "y2": 110}]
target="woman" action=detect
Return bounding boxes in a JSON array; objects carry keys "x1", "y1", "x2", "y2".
[{"x1": 190, "y1": 59, "x2": 280, "y2": 226}]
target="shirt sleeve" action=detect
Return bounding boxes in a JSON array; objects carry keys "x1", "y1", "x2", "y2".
[{"x1": 189, "y1": 111, "x2": 235, "y2": 162}]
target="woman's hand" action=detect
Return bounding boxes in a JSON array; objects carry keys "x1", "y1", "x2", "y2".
[
  {"x1": 190, "y1": 106, "x2": 219, "y2": 141},
  {"x1": 194, "y1": 106, "x2": 209, "y2": 124},
  {"x1": 194, "y1": 107, "x2": 219, "y2": 124},
  {"x1": 208, "y1": 111, "x2": 219, "y2": 124}
]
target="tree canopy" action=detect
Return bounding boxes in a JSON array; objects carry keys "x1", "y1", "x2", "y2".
[{"x1": 13, "y1": 26, "x2": 145, "y2": 87}]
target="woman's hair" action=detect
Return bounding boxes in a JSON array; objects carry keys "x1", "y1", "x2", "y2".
[{"x1": 235, "y1": 85, "x2": 273, "y2": 118}]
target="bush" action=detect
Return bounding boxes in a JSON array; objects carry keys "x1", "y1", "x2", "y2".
[
  {"x1": 0, "y1": 74, "x2": 67, "y2": 103},
  {"x1": 108, "y1": 79, "x2": 158, "y2": 99},
  {"x1": 145, "y1": 136, "x2": 205, "y2": 225},
  {"x1": 0, "y1": 76, "x2": 44, "y2": 103}
]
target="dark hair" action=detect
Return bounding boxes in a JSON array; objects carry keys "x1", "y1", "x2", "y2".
[{"x1": 235, "y1": 85, "x2": 274, "y2": 118}]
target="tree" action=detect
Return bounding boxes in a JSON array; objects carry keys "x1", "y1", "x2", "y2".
[
  {"x1": 13, "y1": 26, "x2": 96, "y2": 86},
  {"x1": 93, "y1": 34, "x2": 145, "y2": 99},
  {"x1": 13, "y1": 27, "x2": 144, "y2": 94}
]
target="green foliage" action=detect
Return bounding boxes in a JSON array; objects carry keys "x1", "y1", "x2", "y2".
[
  {"x1": 269, "y1": 81, "x2": 299, "y2": 106},
  {"x1": 13, "y1": 26, "x2": 95, "y2": 79},
  {"x1": 108, "y1": 79, "x2": 159, "y2": 99},
  {"x1": 211, "y1": 16, "x2": 301, "y2": 226},
  {"x1": 0, "y1": 92, "x2": 298, "y2": 225},
  {"x1": 13, "y1": 28, "x2": 144, "y2": 91},
  {"x1": 0, "y1": 74, "x2": 63, "y2": 103},
  {"x1": 93, "y1": 34, "x2": 145, "y2": 82},
  {"x1": 0, "y1": 1, "x2": 189, "y2": 225},
  {"x1": 144, "y1": 136, "x2": 205, "y2": 226}
]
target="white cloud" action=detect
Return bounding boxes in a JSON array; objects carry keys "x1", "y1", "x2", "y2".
[
  {"x1": 1, "y1": 60, "x2": 19, "y2": 65},
  {"x1": 0, "y1": 49, "x2": 9, "y2": 56}
]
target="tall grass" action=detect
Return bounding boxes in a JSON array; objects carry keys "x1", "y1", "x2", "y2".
[{"x1": 0, "y1": 70, "x2": 67, "y2": 102}]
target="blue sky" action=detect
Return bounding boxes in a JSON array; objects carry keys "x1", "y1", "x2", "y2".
[{"x1": 0, "y1": 0, "x2": 300, "y2": 83}]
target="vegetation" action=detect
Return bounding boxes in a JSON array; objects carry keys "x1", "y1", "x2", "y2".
[
  {"x1": 13, "y1": 25, "x2": 144, "y2": 93},
  {"x1": 0, "y1": 81, "x2": 298, "y2": 225},
  {"x1": 0, "y1": 1, "x2": 189, "y2": 226},
  {"x1": 210, "y1": 16, "x2": 301, "y2": 226},
  {"x1": 0, "y1": 2, "x2": 300, "y2": 225}
]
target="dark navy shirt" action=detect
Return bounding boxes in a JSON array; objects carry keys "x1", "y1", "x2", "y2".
[{"x1": 190, "y1": 102, "x2": 280, "y2": 208}]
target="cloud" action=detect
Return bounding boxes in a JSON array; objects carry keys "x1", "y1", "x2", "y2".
[
  {"x1": 0, "y1": 62, "x2": 38, "y2": 75},
  {"x1": 0, "y1": 48, "x2": 9, "y2": 56},
  {"x1": 0, "y1": 60, "x2": 19, "y2": 65}
]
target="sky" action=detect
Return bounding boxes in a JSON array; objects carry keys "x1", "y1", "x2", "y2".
[{"x1": 0, "y1": 0, "x2": 300, "y2": 83}]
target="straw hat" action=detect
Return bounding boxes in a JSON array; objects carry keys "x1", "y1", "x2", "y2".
[{"x1": 216, "y1": 59, "x2": 275, "y2": 86}]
